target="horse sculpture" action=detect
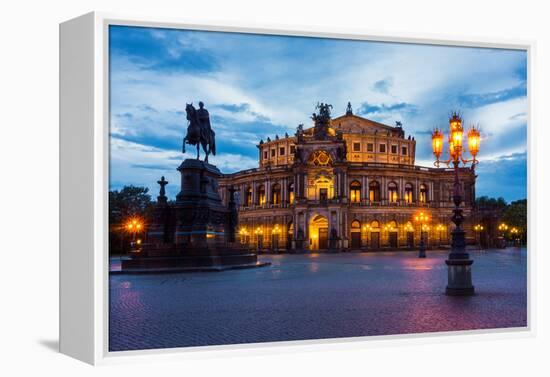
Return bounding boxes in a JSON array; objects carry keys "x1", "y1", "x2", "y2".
[{"x1": 182, "y1": 102, "x2": 216, "y2": 163}]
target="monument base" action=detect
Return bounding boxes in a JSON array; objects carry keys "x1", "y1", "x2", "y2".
[
  {"x1": 445, "y1": 258, "x2": 475, "y2": 296},
  {"x1": 118, "y1": 158, "x2": 270, "y2": 274}
]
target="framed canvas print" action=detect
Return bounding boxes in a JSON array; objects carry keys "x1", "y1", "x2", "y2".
[{"x1": 60, "y1": 12, "x2": 534, "y2": 365}]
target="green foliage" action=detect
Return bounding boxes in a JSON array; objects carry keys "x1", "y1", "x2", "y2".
[
  {"x1": 475, "y1": 196, "x2": 507, "y2": 210},
  {"x1": 502, "y1": 199, "x2": 528, "y2": 242},
  {"x1": 109, "y1": 186, "x2": 153, "y2": 255},
  {"x1": 109, "y1": 185, "x2": 153, "y2": 225}
]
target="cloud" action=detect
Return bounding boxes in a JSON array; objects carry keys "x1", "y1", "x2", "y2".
[
  {"x1": 108, "y1": 26, "x2": 528, "y2": 201},
  {"x1": 372, "y1": 77, "x2": 393, "y2": 94}
]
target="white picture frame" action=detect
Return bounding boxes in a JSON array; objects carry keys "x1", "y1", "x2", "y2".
[{"x1": 59, "y1": 11, "x2": 536, "y2": 365}]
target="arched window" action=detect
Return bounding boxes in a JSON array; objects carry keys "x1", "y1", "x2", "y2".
[
  {"x1": 351, "y1": 220, "x2": 361, "y2": 230},
  {"x1": 258, "y1": 185, "x2": 266, "y2": 205},
  {"x1": 288, "y1": 183, "x2": 295, "y2": 204},
  {"x1": 404, "y1": 183, "x2": 413, "y2": 204},
  {"x1": 388, "y1": 181, "x2": 398, "y2": 203},
  {"x1": 388, "y1": 220, "x2": 398, "y2": 230},
  {"x1": 271, "y1": 183, "x2": 281, "y2": 205},
  {"x1": 420, "y1": 184, "x2": 428, "y2": 203},
  {"x1": 369, "y1": 181, "x2": 380, "y2": 202},
  {"x1": 350, "y1": 180, "x2": 361, "y2": 203},
  {"x1": 245, "y1": 186, "x2": 252, "y2": 206},
  {"x1": 370, "y1": 220, "x2": 380, "y2": 229}
]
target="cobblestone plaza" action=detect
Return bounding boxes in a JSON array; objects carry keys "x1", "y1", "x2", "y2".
[{"x1": 109, "y1": 248, "x2": 527, "y2": 351}]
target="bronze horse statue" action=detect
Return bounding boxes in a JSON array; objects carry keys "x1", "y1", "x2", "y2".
[{"x1": 182, "y1": 102, "x2": 216, "y2": 163}]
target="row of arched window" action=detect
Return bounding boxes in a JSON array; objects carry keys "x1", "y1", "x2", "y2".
[
  {"x1": 242, "y1": 180, "x2": 429, "y2": 206},
  {"x1": 244, "y1": 183, "x2": 295, "y2": 206},
  {"x1": 349, "y1": 180, "x2": 428, "y2": 204}
]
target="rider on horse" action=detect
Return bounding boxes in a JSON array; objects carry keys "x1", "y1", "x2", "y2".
[{"x1": 182, "y1": 102, "x2": 216, "y2": 163}]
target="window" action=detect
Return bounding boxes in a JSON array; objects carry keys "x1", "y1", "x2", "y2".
[
  {"x1": 263, "y1": 151, "x2": 268, "y2": 159},
  {"x1": 279, "y1": 147, "x2": 285, "y2": 156},
  {"x1": 271, "y1": 149, "x2": 276, "y2": 157},
  {"x1": 388, "y1": 182, "x2": 398, "y2": 203},
  {"x1": 367, "y1": 143, "x2": 374, "y2": 152},
  {"x1": 391, "y1": 145, "x2": 397, "y2": 154},
  {"x1": 350, "y1": 180, "x2": 361, "y2": 203},
  {"x1": 271, "y1": 183, "x2": 281, "y2": 205},
  {"x1": 420, "y1": 184, "x2": 428, "y2": 203},
  {"x1": 402, "y1": 146, "x2": 407, "y2": 155},
  {"x1": 353, "y1": 142, "x2": 361, "y2": 152},
  {"x1": 379, "y1": 144, "x2": 386, "y2": 153},
  {"x1": 404, "y1": 183, "x2": 413, "y2": 204},
  {"x1": 258, "y1": 185, "x2": 266, "y2": 205},
  {"x1": 369, "y1": 181, "x2": 380, "y2": 202},
  {"x1": 245, "y1": 187, "x2": 252, "y2": 206},
  {"x1": 288, "y1": 183, "x2": 295, "y2": 204},
  {"x1": 290, "y1": 145, "x2": 296, "y2": 154},
  {"x1": 319, "y1": 188, "x2": 328, "y2": 202}
]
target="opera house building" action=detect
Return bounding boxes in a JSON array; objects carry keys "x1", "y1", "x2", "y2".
[{"x1": 218, "y1": 103, "x2": 476, "y2": 252}]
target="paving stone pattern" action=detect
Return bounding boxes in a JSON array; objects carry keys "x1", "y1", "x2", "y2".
[{"x1": 109, "y1": 248, "x2": 527, "y2": 351}]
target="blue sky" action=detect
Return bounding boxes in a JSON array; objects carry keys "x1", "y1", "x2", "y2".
[{"x1": 109, "y1": 25, "x2": 528, "y2": 202}]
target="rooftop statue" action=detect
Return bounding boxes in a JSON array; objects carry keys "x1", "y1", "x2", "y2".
[
  {"x1": 312, "y1": 102, "x2": 333, "y2": 140},
  {"x1": 182, "y1": 101, "x2": 216, "y2": 163},
  {"x1": 346, "y1": 101, "x2": 353, "y2": 116}
]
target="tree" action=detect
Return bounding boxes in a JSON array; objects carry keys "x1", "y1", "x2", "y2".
[
  {"x1": 502, "y1": 199, "x2": 528, "y2": 244},
  {"x1": 109, "y1": 186, "x2": 153, "y2": 254},
  {"x1": 475, "y1": 196, "x2": 507, "y2": 210},
  {"x1": 109, "y1": 186, "x2": 153, "y2": 224}
]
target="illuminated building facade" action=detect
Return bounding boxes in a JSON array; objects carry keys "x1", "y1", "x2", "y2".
[{"x1": 218, "y1": 103, "x2": 476, "y2": 252}]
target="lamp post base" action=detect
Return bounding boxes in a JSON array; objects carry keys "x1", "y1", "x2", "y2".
[
  {"x1": 445, "y1": 258, "x2": 475, "y2": 296},
  {"x1": 418, "y1": 247, "x2": 426, "y2": 258}
]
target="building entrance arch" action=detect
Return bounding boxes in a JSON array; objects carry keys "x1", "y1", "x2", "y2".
[{"x1": 309, "y1": 214, "x2": 329, "y2": 251}]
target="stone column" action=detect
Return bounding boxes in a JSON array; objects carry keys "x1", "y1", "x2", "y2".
[{"x1": 252, "y1": 181, "x2": 257, "y2": 205}]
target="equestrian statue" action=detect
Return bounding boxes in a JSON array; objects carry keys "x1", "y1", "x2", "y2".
[{"x1": 182, "y1": 101, "x2": 216, "y2": 163}]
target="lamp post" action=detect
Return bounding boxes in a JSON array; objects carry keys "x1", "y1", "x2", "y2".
[
  {"x1": 474, "y1": 224, "x2": 484, "y2": 249},
  {"x1": 414, "y1": 211, "x2": 430, "y2": 258},
  {"x1": 362, "y1": 224, "x2": 371, "y2": 249},
  {"x1": 272, "y1": 224, "x2": 281, "y2": 252},
  {"x1": 126, "y1": 218, "x2": 143, "y2": 252},
  {"x1": 510, "y1": 227, "x2": 519, "y2": 246},
  {"x1": 254, "y1": 226, "x2": 264, "y2": 252},
  {"x1": 432, "y1": 112, "x2": 480, "y2": 296},
  {"x1": 436, "y1": 224, "x2": 445, "y2": 248},
  {"x1": 498, "y1": 223, "x2": 508, "y2": 248}
]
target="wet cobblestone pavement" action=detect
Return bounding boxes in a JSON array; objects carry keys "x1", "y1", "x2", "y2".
[{"x1": 109, "y1": 248, "x2": 527, "y2": 351}]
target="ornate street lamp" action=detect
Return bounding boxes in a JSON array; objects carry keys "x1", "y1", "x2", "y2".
[
  {"x1": 432, "y1": 112, "x2": 480, "y2": 296},
  {"x1": 126, "y1": 218, "x2": 143, "y2": 252},
  {"x1": 414, "y1": 211, "x2": 430, "y2": 258}
]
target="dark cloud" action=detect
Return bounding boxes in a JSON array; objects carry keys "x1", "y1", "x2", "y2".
[
  {"x1": 109, "y1": 25, "x2": 220, "y2": 74},
  {"x1": 457, "y1": 83, "x2": 526, "y2": 108},
  {"x1": 216, "y1": 103, "x2": 271, "y2": 123},
  {"x1": 476, "y1": 152, "x2": 527, "y2": 202},
  {"x1": 357, "y1": 102, "x2": 418, "y2": 117},
  {"x1": 372, "y1": 78, "x2": 393, "y2": 94}
]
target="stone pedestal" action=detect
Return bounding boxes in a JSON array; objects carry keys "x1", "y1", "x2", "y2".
[
  {"x1": 121, "y1": 159, "x2": 268, "y2": 272},
  {"x1": 445, "y1": 259, "x2": 475, "y2": 295},
  {"x1": 445, "y1": 225, "x2": 475, "y2": 295}
]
